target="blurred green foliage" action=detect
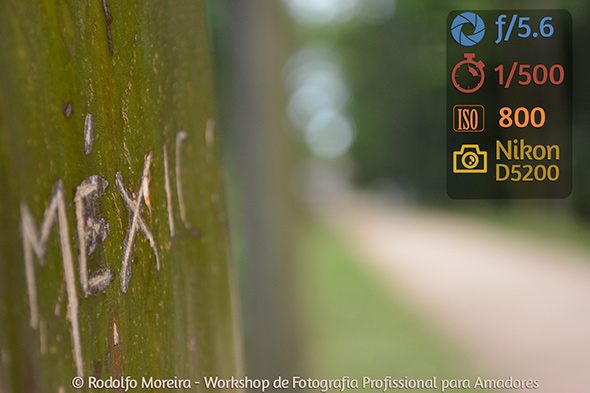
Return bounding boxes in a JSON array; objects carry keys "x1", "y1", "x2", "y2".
[{"x1": 325, "y1": 0, "x2": 590, "y2": 213}]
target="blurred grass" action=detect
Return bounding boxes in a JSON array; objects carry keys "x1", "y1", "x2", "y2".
[
  {"x1": 456, "y1": 204, "x2": 590, "y2": 251},
  {"x1": 296, "y1": 222, "x2": 476, "y2": 386}
]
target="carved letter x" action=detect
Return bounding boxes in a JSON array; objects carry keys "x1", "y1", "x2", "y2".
[{"x1": 115, "y1": 151, "x2": 161, "y2": 293}]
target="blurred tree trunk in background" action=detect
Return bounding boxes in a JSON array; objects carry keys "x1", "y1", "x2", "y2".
[
  {"x1": 0, "y1": 1, "x2": 241, "y2": 391},
  {"x1": 222, "y1": 0, "x2": 299, "y2": 384}
]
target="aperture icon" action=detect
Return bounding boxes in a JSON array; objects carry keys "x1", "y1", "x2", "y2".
[{"x1": 451, "y1": 12, "x2": 486, "y2": 46}]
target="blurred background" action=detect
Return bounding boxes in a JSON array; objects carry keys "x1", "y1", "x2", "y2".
[{"x1": 205, "y1": 1, "x2": 590, "y2": 392}]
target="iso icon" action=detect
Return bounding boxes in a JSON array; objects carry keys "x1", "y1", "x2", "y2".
[{"x1": 451, "y1": 12, "x2": 485, "y2": 46}]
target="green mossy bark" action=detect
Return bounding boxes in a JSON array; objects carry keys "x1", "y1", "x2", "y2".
[{"x1": 0, "y1": 1, "x2": 241, "y2": 391}]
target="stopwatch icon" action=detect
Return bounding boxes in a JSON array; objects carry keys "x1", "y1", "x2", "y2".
[{"x1": 451, "y1": 53, "x2": 485, "y2": 93}]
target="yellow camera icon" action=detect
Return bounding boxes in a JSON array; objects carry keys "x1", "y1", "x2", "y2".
[{"x1": 453, "y1": 144, "x2": 487, "y2": 173}]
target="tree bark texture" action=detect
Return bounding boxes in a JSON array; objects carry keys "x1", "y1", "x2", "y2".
[{"x1": 0, "y1": 1, "x2": 241, "y2": 391}]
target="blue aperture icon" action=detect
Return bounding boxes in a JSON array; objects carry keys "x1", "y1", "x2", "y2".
[{"x1": 451, "y1": 12, "x2": 485, "y2": 46}]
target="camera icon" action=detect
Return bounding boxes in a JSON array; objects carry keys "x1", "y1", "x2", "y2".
[{"x1": 453, "y1": 144, "x2": 487, "y2": 173}]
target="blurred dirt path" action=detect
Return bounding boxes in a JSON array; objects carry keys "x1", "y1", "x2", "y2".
[{"x1": 321, "y1": 195, "x2": 590, "y2": 393}]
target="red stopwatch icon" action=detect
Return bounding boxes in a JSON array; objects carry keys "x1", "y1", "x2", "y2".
[{"x1": 452, "y1": 53, "x2": 485, "y2": 93}]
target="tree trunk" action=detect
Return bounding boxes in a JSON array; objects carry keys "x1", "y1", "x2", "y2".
[
  {"x1": 0, "y1": 1, "x2": 241, "y2": 391},
  {"x1": 223, "y1": 0, "x2": 299, "y2": 383}
]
